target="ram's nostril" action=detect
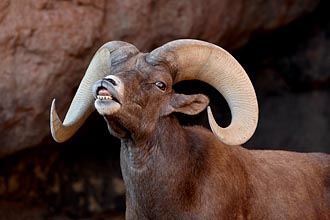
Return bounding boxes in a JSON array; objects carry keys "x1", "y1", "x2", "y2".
[{"x1": 105, "y1": 78, "x2": 117, "y2": 86}]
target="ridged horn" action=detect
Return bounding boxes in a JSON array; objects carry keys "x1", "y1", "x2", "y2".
[
  {"x1": 147, "y1": 39, "x2": 258, "y2": 146},
  {"x1": 50, "y1": 41, "x2": 137, "y2": 143}
]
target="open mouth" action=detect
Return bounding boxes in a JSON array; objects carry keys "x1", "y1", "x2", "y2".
[
  {"x1": 96, "y1": 87, "x2": 119, "y2": 103},
  {"x1": 93, "y1": 79, "x2": 121, "y2": 104},
  {"x1": 93, "y1": 80, "x2": 122, "y2": 115},
  {"x1": 97, "y1": 88, "x2": 113, "y2": 100}
]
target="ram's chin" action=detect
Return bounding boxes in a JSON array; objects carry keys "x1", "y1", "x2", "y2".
[{"x1": 94, "y1": 100, "x2": 121, "y2": 115}]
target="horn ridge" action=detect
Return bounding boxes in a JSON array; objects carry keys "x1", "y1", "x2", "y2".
[
  {"x1": 50, "y1": 41, "x2": 137, "y2": 142},
  {"x1": 148, "y1": 39, "x2": 258, "y2": 146}
]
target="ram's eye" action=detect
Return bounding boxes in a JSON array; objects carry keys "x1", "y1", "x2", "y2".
[{"x1": 155, "y1": 81, "x2": 166, "y2": 91}]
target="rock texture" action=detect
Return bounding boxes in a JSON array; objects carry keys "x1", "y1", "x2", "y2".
[
  {"x1": 0, "y1": 0, "x2": 105, "y2": 156},
  {"x1": 0, "y1": 0, "x2": 320, "y2": 157}
]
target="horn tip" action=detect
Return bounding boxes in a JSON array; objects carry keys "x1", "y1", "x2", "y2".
[{"x1": 50, "y1": 99, "x2": 65, "y2": 143}]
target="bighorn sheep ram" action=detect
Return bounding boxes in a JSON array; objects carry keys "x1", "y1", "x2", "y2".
[{"x1": 50, "y1": 39, "x2": 330, "y2": 219}]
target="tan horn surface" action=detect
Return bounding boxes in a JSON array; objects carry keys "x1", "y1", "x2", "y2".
[
  {"x1": 148, "y1": 39, "x2": 258, "y2": 146},
  {"x1": 50, "y1": 41, "x2": 135, "y2": 142}
]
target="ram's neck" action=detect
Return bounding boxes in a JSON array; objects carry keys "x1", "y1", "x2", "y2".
[
  {"x1": 120, "y1": 116, "x2": 185, "y2": 167},
  {"x1": 119, "y1": 116, "x2": 209, "y2": 217},
  {"x1": 118, "y1": 115, "x2": 247, "y2": 219}
]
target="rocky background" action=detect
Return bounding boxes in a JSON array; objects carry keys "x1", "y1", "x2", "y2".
[{"x1": 0, "y1": 0, "x2": 329, "y2": 219}]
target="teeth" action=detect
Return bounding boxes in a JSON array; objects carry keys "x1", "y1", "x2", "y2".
[{"x1": 97, "y1": 95, "x2": 113, "y2": 100}]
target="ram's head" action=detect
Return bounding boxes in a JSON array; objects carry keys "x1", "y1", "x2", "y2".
[{"x1": 50, "y1": 39, "x2": 258, "y2": 146}]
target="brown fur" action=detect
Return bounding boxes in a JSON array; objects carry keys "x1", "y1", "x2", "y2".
[
  {"x1": 117, "y1": 116, "x2": 330, "y2": 220},
  {"x1": 94, "y1": 51, "x2": 330, "y2": 220}
]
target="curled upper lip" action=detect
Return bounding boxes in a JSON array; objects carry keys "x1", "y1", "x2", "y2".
[{"x1": 92, "y1": 80, "x2": 121, "y2": 103}]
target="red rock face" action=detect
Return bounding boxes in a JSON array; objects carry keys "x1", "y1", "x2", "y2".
[
  {"x1": 0, "y1": 0, "x2": 320, "y2": 156},
  {"x1": 0, "y1": 0, "x2": 105, "y2": 156}
]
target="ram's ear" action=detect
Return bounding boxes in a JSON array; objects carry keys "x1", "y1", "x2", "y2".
[{"x1": 161, "y1": 93, "x2": 209, "y2": 116}]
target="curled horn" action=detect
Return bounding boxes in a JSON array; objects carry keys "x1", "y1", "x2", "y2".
[
  {"x1": 146, "y1": 39, "x2": 258, "y2": 146},
  {"x1": 50, "y1": 41, "x2": 138, "y2": 143}
]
